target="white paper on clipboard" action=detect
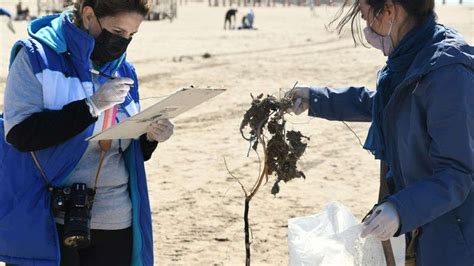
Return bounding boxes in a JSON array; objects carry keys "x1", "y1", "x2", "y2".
[{"x1": 86, "y1": 88, "x2": 225, "y2": 141}]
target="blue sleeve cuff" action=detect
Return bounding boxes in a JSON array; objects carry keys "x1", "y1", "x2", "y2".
[
  {"x1": 308, "y1": 87, "x2": 326, "y2": 117},
  {"x1": 387, "y1": 195, "x2": 410, "y2": 236}
]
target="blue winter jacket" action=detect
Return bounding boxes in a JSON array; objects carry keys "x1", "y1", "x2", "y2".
[
  {"x1": 308, "y1": 23, "x2": 474, "y2": 265},
  {"x1": 0, "y1": 13, "x2": 154, "y2": 265}
]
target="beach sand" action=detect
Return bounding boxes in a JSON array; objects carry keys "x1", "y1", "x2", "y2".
[{"x1": 0, "y1": 2, "x2": 473, "y2": 265}]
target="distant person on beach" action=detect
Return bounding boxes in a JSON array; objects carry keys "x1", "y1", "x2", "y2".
[
  {"x1": 0, "y1": 0, "x2": 174, "y2": 265},
  {"x1": 224, "y1": 8, "x2": 238, "y2": 29},
  {"x1": 288, "y1": 0, "x2": 473, "y2": 265},
  {"x1": 238, "y1": 9, "x2": 255, "y2": 30},
  {"x1": 15, "y1": 0, "x2": 29, "y2": 20}
]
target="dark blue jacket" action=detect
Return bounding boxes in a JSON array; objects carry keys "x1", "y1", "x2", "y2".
[{"x1": 308, "y1": 24, "x2": 473, "y2": 265}]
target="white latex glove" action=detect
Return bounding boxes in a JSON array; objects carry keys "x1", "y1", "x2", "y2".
[
  {"x1": 286, "y1": 87, "x2": 310, "y2": 115},
  {"x1": 146, "y1": 119, "x2": 174, "y2": 143},
  {"x1": 360, "y1": 202, "x2": 400, "y2": 241},
  {"x1": 88, "y1": 78, "x2": 134, "y2": 115}
]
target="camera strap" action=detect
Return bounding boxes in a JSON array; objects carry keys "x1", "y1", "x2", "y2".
[
  {"x1": 30, "y1": 151, "x2": 54, "y2": 192},
  {"x1": 29, "y1": 109, "x2": 116, "y2": 192},
  {"x1": 93, "y1": 107, "x2": 117, "y2": 191},
  {"x1": 93, "y1": 139, "x2": 112, "y2": 191},
  {"x1": 30, "y1": 140, "x2": 112, "y2": 193}
]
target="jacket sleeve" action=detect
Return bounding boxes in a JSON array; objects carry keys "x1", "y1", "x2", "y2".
[
  {"x1": 6, "y1": 99, "x2": 97, "y2": 151},
  {"x1": 308, "y1": 86, "x2": 375, "y2": 122},
  {"x1": 4, "y1": 48, "x2": 98, "y2": 151},
  {"x1": 387, "y1": 65, "x2": 474, "y2": 235},
  {"x1": 139, "y1": 134, "x2": 158, "y2": 161}
]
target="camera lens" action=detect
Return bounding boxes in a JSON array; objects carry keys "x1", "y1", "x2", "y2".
[
  {"x1": 63, "y1": 207, "x2": 91, "y2": 248},
  {"x1": 64, "y1": 235, "x2": 89, "y2": 248}
]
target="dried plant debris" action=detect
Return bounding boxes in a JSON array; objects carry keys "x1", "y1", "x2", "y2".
[{"x1": 240, "y1": 93, "x2": 310, "y2": 196}]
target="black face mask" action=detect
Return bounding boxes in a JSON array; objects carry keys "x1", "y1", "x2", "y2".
[{"x1": 90, "y1": 17, "x2": 131, "y2": 65}]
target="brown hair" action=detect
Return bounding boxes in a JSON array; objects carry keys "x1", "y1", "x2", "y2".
[
  {"x1": 74, "y1": 0, "x2": 151, "y2": 25},
  {"x1": 329, "y1": 0, "x2": 435, "y2": 45}
]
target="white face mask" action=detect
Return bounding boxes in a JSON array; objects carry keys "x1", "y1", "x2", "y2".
[{"x1": 363, "y1": 12, "x2": 394, "y2": 56}]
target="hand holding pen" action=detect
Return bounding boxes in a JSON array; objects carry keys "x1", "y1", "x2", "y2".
[
  {"x1": 86, "y1": 69, "x2": 134, "y2": 116},
  {"x1": 88, "y1": 69, "x2": 175, "y2": 145}
]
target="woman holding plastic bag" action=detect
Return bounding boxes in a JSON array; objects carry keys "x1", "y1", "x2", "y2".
[{"x1": 288, "y1": 0, "x2": 473, "y2": 265}]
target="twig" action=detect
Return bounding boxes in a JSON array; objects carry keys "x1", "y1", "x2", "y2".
[
  {"x1": 224, "y1": 158, "x2": 248, "y2": 197},
  {"x1": 341, "y1": 121, "x2": 364, "y2": 147},
  {"x1": 244, "y1": 198, "x2": 251, "y2": 266}
]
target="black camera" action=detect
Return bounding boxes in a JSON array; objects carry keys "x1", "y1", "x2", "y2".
[{"x1": 52, "y1": 183, "x2": 95, "y2": 248}]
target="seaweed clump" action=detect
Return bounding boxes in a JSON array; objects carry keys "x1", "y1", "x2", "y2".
[{"x1": 239, "y1": 93, "x2": 310, "y2": 196}]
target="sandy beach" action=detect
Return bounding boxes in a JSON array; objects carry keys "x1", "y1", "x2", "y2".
[{"x1": 0, "y1": 2, "x2": 473, "y2": 265}]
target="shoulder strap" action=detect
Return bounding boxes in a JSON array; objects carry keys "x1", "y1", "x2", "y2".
[{"x1": 30, "y1": 151, "x2": 54, "y2": 192}]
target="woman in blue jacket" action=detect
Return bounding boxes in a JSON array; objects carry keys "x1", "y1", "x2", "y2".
[
  {"x1": 289, "y1": 0, "x2": 473, "y2": 265},
  {"x1": 0, "y1": 0, "x2": 173, "y2": 265}
]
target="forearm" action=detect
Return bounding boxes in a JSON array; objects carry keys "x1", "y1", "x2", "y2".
[
  {"x1": 308, "y1": 86, "x2": 375, "y2": 122},
  {"x1": 139, "y1": 134, "x2": 158, "y2": 161},
  {"x1": 6, "y1": 99, "x2": 97, "y2": 152}
]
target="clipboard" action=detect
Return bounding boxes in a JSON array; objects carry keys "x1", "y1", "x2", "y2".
[{"x1": 86, "y1": 88, "x2": 225, "y2": 141}]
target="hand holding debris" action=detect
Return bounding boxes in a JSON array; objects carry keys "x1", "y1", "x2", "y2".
[{"x1": 286, "y1": 87, "x2": 310, "y2": 115}]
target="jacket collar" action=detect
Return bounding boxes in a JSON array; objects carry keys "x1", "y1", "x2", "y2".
[
  {"x1": 28, "y1": 11, "x2": 126, "y2": 75},
  {"x1": 399, "y1": 17, "x2": 473, "y2": 87},
  {"x1": 385, "y1": 16, "x2": 473, "y2": 99}
]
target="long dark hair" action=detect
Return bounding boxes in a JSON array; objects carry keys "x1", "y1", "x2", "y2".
[
  {"x1": 73, "y1": 0, "x2": 151, "y2": 25},
  {"x1": 329, "y1": 0, "x2": 435, "y2": 45}
]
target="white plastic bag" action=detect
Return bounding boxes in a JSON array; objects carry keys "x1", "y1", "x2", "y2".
[{"x1": 288, "y1": 201, "x2": 405, "y2": 266}]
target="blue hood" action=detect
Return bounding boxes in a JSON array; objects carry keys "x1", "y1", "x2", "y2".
[
  {"x1": 16, "y1": 11, "x2": 126, "y2": 74},
  {"x1": 28, "y1": 13, "x2": 69, "y2": 54}
]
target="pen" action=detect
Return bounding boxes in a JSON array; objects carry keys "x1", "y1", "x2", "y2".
[
  {"x1": 90, "y1": 69, "x2": 116, "y2": 80},
  {"x1": 90, "y1": 69, "x2": 134, "y2": 86}
]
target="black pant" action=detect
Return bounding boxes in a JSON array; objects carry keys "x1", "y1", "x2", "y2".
[
  {"x1": 57, "y1": 224, "x2": 132, "y2": 266},
  {"x1": 6, "y1": 225, "x2": 132, "y2": 266}
]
